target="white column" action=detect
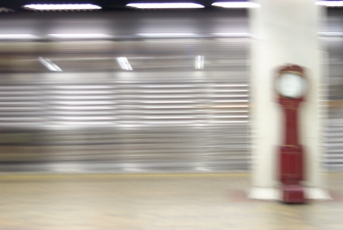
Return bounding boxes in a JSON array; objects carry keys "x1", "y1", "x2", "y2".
[{"x1": 249, "y1": 0, "x2": 331, "y2": 200}]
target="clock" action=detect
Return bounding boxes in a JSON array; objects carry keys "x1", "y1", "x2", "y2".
[
  {"x1": 276, "y1": 72, "x2": 307, "y2": 99},
  {"x1": 276, "y1": 64, "x2": 307, "y2": 204},
  {"x1": 276, "y1": 71, "x2": 307, "y2": 98}
]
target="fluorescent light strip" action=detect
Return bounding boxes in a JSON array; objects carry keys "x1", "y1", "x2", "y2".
[
  {"x1": 212, "y1": 2, "x2": 260, "y2": 8},
  {"x1": 138, "y1": 33, "x2": 197, "y2": 38},
  {"x1": 316, "y1": 1, "x2": 343, "y2": 7},
  {"x1": 319, "y1": 32, "x2": 343, "y2": 37},
  {"x1": 127, "y1": 3, "x2": 204, "y2": 9},
  {"x1": 117, "y1": 57, "x2": 133, "y2": 71},
  {"x1": 0, "y1": 34, "x2": 37, "y2": 39},
  {"x1": 212, "y1": 33, "x2": 251, "y2": 37},
  {"x1": 49, "y1": 34, "x2": 110, "y2": 39},
  {"x1": 39, "y1": 57, "x2": 62, "y2": 72},
  {"x1": 23, "y1": 4, "x2": 101, "y2": 11},
  {"x1": 195, "y1": 55, "x2": 204, "y2": 69}
]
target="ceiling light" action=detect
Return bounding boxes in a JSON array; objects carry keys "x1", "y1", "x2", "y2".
[
  {"x1": 117, "y1": 57, "x2": 133, "y2": 71},
  {"x1": 316, "y1": 1, "x2": 343, "y2": 7},
  {"x1": 0, "y1": 34, "x2": 37, "y2": 39},
  {"x1": 318, "y1": 32, "x2": 343, "y2": 37},
  {"x1": 39, "y1": 57, "x2": 62, "y2": 72},
  {"x1": 138, "y1": 33, "x2": 197, "y2": 38},
  {"x1": 212, "y1": 2, "x2": 260, "y2": 8},
  {"x1": 23, "y1": 4, "x2": 101, "y2": 11},
  {"x1": 212, "y1": 33, "x2": 251, "y2": 37},
  {"x1": 48, "y1": 34, "x2": 110, "y2": 39},
  {"x1": 126, "y1": 3, "x2": 204, "y2": 9},
  {"x1": 195, "y1": 55, "x2": 204, "y2": 69}
]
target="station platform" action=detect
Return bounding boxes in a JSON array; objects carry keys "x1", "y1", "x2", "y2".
[{"x1": 1, "y1": 173, "x2": 343, "y2": 230}]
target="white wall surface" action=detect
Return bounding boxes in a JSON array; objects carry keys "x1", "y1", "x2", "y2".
[{"x1": 249, "y1": 0, "x2": 330, "y2": 199}]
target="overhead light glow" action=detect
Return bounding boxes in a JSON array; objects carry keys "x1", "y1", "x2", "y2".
[
  {"x1": 0, "y1": 34, "x2": 37, "y2": 39},
  {"x1": 212, "y1": 33, "x2": 251, "y2": 37},
  {"x1": 316, "y1": 1, "x2": 343, "y2": 7},
  {"x1": 23, "y1": 4, "x2": 101, "y2": 11},
  {"x1": 0, "y1": 7, "x2": 15, "y2": 12},
  {"x1": 48, "y1": 34, "x2": 110, "y2": 39},
  {"x1": 318, "y1": 32, "x2": 343, "y2": 37},
  {"x1": 138, "y1": 33, "x2": 197, "y2": 38},
  {"x1": 39, "y1": 57, "x2": 62, "y2": 72},
  {"x1": 195, "y1": 55, "x2": 204, "y2": 69},
  {"x1": 117, "y1": 57, "x2": 133, "y2": 71},
  {"x1": 126, "y1": 3, "x2": 204, "y2": 9},
  {"x1": 212, "y1": 2, "x2": 260, "y2": 8}
]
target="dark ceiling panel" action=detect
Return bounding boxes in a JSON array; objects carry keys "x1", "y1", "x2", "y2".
[{"x1": 1, "y1": 0, "x2": 221, "y2": 11}]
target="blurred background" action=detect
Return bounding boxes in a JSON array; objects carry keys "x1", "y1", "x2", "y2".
[{"x1": 0, "y1": 1, "x2": 342, "y2": 173}]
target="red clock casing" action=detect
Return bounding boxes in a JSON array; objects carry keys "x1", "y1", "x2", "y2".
[{"x1": 276, "y1": 65, "x2": 306, "y2": 204}]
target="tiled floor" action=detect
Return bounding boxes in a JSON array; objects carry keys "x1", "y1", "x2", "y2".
[{"x1": 0, "y1": 173, "x2": 343, "y2": 230}]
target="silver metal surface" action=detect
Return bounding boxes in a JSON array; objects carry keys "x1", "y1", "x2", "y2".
[{"x1": 0, "y1": 38, "x2": 251, "y2": 173}]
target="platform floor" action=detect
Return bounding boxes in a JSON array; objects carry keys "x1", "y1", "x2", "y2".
[{"x1": 1, "y1": 173, "x2": 343, "y2": 230}]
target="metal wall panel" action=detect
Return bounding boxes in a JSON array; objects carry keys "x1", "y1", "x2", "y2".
[
  {"x1": 0, "y1": 39, "x2": 251, "y2": 173},
  {"x1": 324, "y1": 37, "x2": 343, "y2": 171}
]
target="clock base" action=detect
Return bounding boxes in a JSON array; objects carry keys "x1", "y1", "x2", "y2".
[
  {"x1": 279, "y1": 146, "x2": 305, "y2": 204},
  {"x1": 282, "y1": 185, "x2": 305, "y2": 204},
  {"x1": 279, "y1": 145, "x2": 304, "y2": 182}
]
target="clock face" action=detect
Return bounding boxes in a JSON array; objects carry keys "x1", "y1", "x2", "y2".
[{"x1": 276, "y1": 72, "x2": 307, "y2": 98}]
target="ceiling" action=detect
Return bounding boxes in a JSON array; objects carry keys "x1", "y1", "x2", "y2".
[
  {"x1": 0, "y1": 0, "x2": 233, "y2": 12},
  {"x1": 1, "y1": 0, "x2": 343, "y2": 13}
]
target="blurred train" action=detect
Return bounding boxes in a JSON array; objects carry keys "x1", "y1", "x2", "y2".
[{"x1": 0, "y1": 9, "x2": 342, "y2": 173}]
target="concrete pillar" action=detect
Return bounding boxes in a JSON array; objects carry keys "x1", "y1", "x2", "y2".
[{"x1": 249, "y1": 0, "x2": 331, "y2": 200}]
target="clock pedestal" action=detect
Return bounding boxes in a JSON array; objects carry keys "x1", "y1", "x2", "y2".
[{"x1": 278, "y1": 97, "x2": 305, "y2": 203}]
